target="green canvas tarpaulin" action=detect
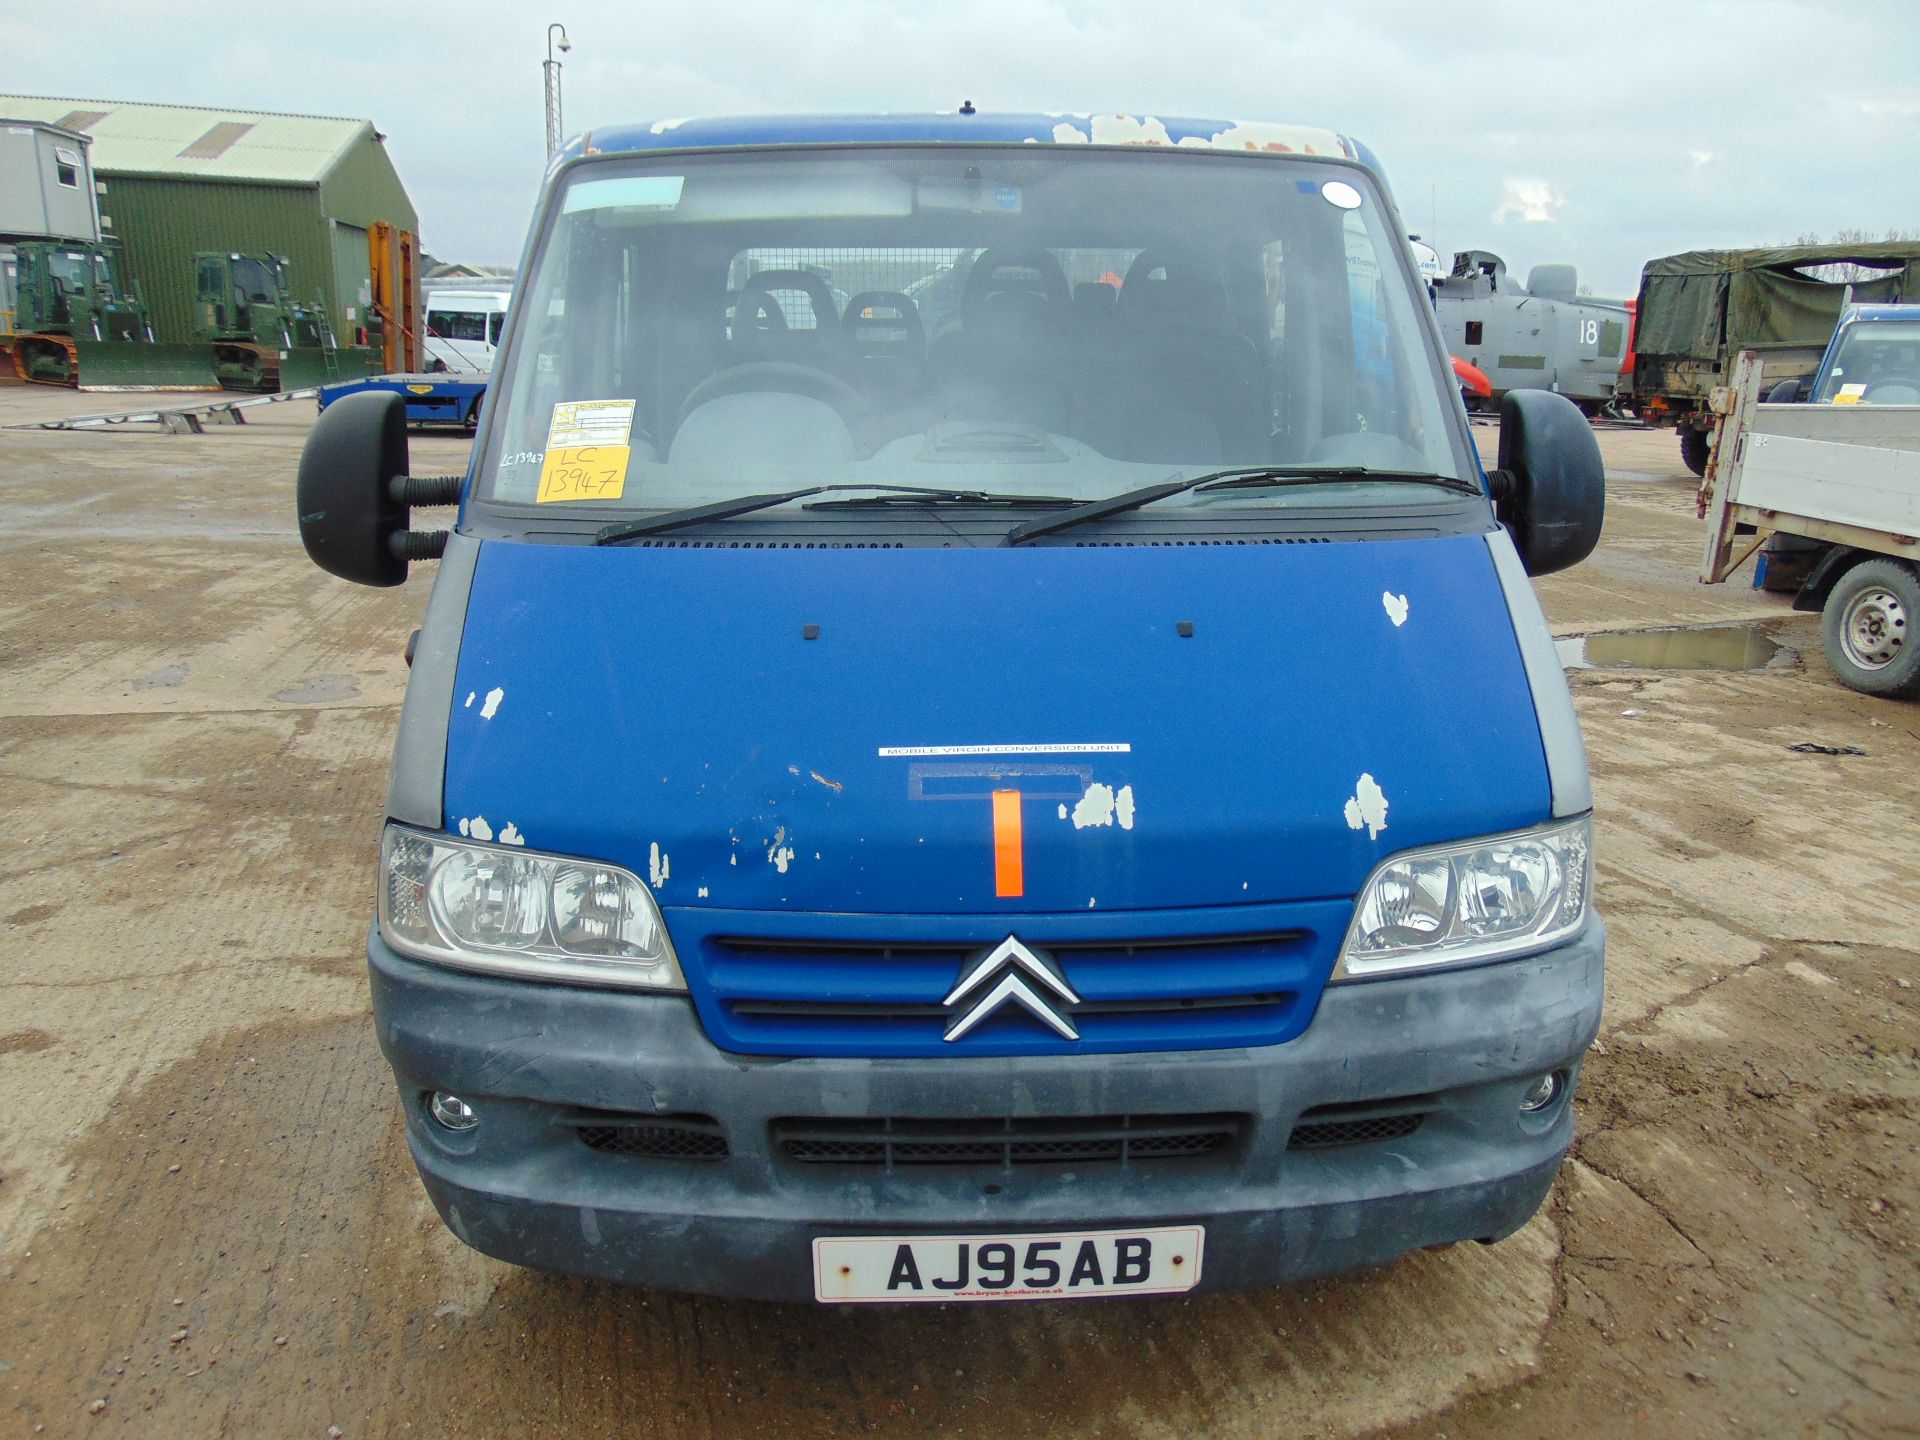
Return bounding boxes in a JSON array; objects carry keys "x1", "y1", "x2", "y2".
[
  {"x1": 1637, "y1": 243, "x2": 1920, "y2": 363},
  {"x1": 1728, "y1": 262, "x2": 1913, "y2": 348},
  {"x1": 1635, "y1": 270, "x2": 1728, "y2": 361}
]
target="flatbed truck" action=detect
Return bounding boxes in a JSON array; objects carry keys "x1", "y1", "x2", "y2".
[{"x1": 1700, "y1": 346, "x2": 1920, "y2": 696}]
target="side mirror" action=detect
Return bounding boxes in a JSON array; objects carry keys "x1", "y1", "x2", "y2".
[
  {"x1": 296, "y1": 390, "x2": 463, "y2": 585},
  {"x1": 1492, "y1": 389, "x2": 1604, "y2": 576}
]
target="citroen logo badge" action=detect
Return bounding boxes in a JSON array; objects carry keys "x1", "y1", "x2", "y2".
[{"x1": 942, "y1": 936, "x2": 1081, "y2": 1041}]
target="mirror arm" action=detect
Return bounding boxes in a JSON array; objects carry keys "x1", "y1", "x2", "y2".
[
  {"x1": 383, "y1": 473, "x2": 463, "y2": 564},
  {"x1": 389, "y1": 529, "x2": 449, "y2": 562},
  {"x1": 1484, "y1": 468, "x2": 1516, "y2": 504},
  {"x1": 387, "y1": 473, "x2": 466, "y2": 507}
]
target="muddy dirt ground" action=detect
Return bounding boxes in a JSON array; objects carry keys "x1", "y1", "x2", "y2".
[{"x1": 1, "y1": 388, "x2": 1914, "y2": 1438}]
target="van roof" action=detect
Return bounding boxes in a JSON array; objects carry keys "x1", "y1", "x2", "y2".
[
  {"x1": 1838, "y1": 303, "x2": 1919, "y2": 324},
  {"x1": 425, "y1": 290, "x2": 510, "y2": 307},
  {"x1": 578, "y1": 111, "x2": 1365, "y2": 167}
]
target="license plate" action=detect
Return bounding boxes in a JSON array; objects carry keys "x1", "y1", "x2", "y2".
[{"x1": 812, "y1": 1225, "x2": 1205, "y2": 1304}]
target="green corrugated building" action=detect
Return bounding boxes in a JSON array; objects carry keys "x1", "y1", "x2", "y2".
[{"x1": 0, "y1": 94, "x2": 417, "y2": 343}]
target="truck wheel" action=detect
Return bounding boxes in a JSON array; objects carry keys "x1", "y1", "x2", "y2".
[
  {"x1": 1821, "y1": 559, "x2": 1920, "y2": 698},
  {"x1": 1679, "y1": 426, "x2": 1711, "y2": 477}
]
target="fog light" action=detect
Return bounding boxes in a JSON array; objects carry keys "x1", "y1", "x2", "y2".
[
  {"x1": 429, "y1": 1091, "x2": 480, "y2": 1131},
  {"x1": 1518, "y1": 1073, "x2": 1562, "y2": 1113}
]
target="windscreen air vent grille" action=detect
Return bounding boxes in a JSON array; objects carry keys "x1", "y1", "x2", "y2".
[
  {"x1": 1070, "y1": 536, "x2": 1333, "y2": 547},
  {"x1": 619, "y1": 538, "x2": 906, "y2": 549}
]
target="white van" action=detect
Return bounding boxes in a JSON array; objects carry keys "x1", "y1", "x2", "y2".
[{"x1": 423, "y1": 289, "x2": 510, "y2": 373}]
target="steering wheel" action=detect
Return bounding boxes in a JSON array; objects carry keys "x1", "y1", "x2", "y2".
[
  {"x1": 680, "y1": 360, "x2": 872, "y2": 433},
  {"x1": 1863, "y1": 379, "x2": 1920, "y2": 406}
]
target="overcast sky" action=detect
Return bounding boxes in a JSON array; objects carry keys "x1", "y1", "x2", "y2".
[{"x1": 10, "y1": 0, "x2": 1916, "y2": 298}]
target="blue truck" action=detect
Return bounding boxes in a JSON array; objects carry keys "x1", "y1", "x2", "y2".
[
  {"x1": 318, "y1": 372, "x2": 488, "y2": 431},
  {"x1": 295, "y1": 110, "x2": 1607, "y2": 1303}
]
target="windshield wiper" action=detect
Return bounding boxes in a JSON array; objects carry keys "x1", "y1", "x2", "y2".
[
  {"x1": 803, "y1": 491, "x2": 1072, "y2": 511},
  {"x1": 1003, "y1": 465, "x2": 1482, "y2": 546},
  {"x1": 595, "y1": 484, "x2": 1064, "y2": 543}
]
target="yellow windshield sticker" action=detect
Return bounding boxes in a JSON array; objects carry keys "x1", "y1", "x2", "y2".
[
  {"x1": 1833, "y1": 383, "x2": 1867, "y2": 406},
  {"x1": 537, "y1": 445, "x2": 630, "y2": 503},
  {"x1": 546, "y1": 398, "x2": 636, "y2": 448}
]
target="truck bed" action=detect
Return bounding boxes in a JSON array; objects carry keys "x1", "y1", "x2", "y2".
[{"x1": 1699, "y1": 351, "x2": 1920, "y2": 582}]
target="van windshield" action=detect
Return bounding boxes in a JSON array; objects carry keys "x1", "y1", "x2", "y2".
[
  {"x1": 1815, "y1": 318, "x2": 1920, "y2": 405},
  {"x1": 476, "y1": 146, "x2": 1471, "y2": 527}
]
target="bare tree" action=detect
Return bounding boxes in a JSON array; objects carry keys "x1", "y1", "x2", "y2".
[{"x1": 1788, "y1": 228, "x2": 1917, "y2": 284}]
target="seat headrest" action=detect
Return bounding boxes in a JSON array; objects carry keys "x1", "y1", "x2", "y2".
[
  {"x1": 961, "y1": 246, "x2": 1071, "y2": 324},
  {"x1": 1073, "y1": 281, "x2": 1119, "y2": 315},
  {"x1": 1119, "y1": 249, "x2": 1232, "y2": 331},
  {"x1": 842, "y1": 290, "x2": 925, "y2": 355},
  {"x1": 733, "y1": 269, "x2": 840, "y2": 357}
]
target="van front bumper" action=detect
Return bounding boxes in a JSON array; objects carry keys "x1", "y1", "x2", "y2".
[{"x1": 368, "y1": 919, "x2": 1603, "y2": 1301}]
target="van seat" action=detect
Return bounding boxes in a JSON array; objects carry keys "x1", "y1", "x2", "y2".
[
  {"x1": 842, "y1": 290, "x2": 935, "y2": 438},
  {"x1": 731, "y1": 269, "x2": 842, "y2": 368},
  {"x1": 927, "y1": 247, "x2": 1075, "y2": 431},
  {"x1": 1071, "y1": 249, "x2": 1267, "y2": 463}
]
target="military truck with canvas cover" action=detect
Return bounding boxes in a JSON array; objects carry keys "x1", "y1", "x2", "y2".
[{"x1": 1632, "y1": 242, "x2": 1920, "y2": 475}]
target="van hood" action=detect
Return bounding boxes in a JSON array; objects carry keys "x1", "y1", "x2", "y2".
[{"x1": 440, "y1": 534, "x2": 1550, "y2": 915}]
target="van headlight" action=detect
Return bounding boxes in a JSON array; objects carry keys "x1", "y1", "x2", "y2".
[
  {"x1": 379, "y1": 823, "x2": 684, "y2": 990},
  {"x1": 1334, "y1": 816, "x2": 1591, "y2": 980}
]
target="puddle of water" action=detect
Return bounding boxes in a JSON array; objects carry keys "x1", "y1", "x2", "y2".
[
  {"x1": 272, "y1": 674, "x2": 362, "y2": 704},
  {"x1": 1556, "y1": 625, "x2": 1785, "y2": 672},
  {"x1": 134, "y1": 663, "x2": 188, "y2": 691}
]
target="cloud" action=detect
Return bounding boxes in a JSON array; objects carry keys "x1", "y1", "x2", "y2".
[
  {"x1": 8, "y1": 0, "x2": 1919, "y2": 295},
  {"x1": 1492, "y1": 177, "x2": 1564, "y2": 225},
  {"x1": 1854, "y1": 90, "x2": 1920, "y2": 119},
  {"x1": 1688, "y1": 150, "x2": 1718, "y2": 170}
]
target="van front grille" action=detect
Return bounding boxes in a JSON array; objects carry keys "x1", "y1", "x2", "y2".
[
  {"x1": 774, "y1": 1114, "x2": 1244, "y2": 1169},
  {"x1": 568, "y1": 1112, "x2": 730, "y2": 1160},
  {"x1": 688, "y1": 920, "x2": 1339, "y2": 1058},
  {"x1": 1286, "y1": 1095, "x2": 1436, "y2": 1151}
]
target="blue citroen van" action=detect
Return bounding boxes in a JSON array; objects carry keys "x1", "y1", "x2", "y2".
[{"x1": 297, "y1": 112, "x2": 1606, "y2": 1304}]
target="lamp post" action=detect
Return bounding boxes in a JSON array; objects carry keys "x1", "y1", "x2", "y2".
[{"x1": 543, "y1": 22, "x2": 572, "y2": 160}]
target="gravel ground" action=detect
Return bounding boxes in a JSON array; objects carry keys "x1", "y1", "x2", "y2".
[{"x1": 1, "y1": 387, "x2": 1913, "y2": 1437}]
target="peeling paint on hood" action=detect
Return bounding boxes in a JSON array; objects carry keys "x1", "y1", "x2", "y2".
[{"x1": 442, "y1": 536, "x2": 1548, "y2": 914}]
